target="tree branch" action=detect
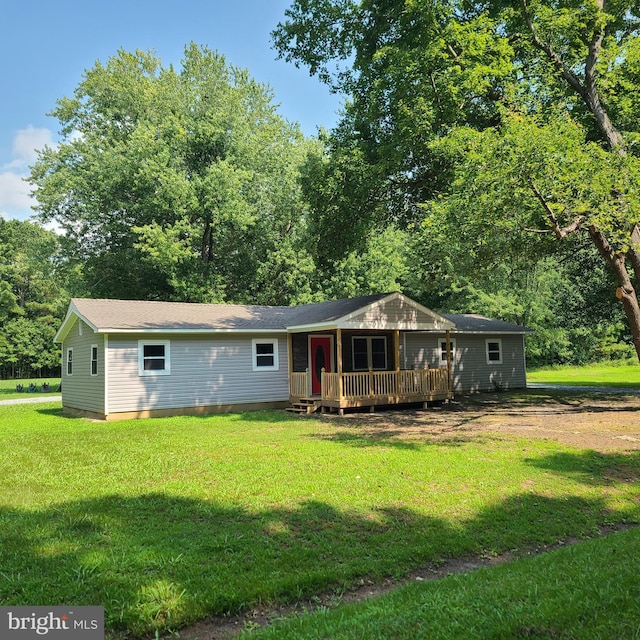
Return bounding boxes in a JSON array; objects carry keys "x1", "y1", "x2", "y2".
[
  {"x1": 528, "y1": 178, "x2": 583, "y2": 239},
  {"x1": 519, "y1": 0, "x2": 588, "y2": 101},
  {"x1": 628, "y1": 224, "x2": 640, "y2": 286},
  {"x1": 520, "y1": 0, "x2": 626, "y2": 152},
  {"x1": 584, "y1": 1, "x2": 626, "y2": 152}
]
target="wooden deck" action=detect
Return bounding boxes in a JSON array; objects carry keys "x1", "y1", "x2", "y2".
[{"x1": 289, "y1": 369, "x2": 452, "y2": 414}]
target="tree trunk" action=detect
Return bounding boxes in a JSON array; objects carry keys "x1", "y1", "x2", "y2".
[
  {"x1": 628, "y1": 225, "x2": 640, "y2": 286},
  {"x1": 589, "y1": 225, "x2": 640, "y2": 361}
]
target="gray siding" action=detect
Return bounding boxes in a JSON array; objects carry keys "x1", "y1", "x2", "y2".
[
  {"x1": 403, "y1": 332, "x2": 527, "y2": 393},
  {"x1": 61, "y1": 319, "x2": 105, "y2": 413},
  {"x1": 106, "y1": 333, "x2": 289, "y2": 414}
]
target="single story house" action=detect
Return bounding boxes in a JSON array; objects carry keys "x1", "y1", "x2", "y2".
[{"x1": 54, "y1": 292, "x2": 532, "y2": 420}]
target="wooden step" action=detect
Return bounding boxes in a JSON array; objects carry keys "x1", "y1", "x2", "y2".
[{"x1": 286, "y1": 398, "x2": 321, "y2": 414}]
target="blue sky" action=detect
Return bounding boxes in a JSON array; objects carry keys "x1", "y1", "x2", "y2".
[{"x1": 0, "y1": 0, "x2": 343, "y2": 221}]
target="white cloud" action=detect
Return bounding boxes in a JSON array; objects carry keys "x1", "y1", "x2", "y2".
[
  {"x1": 0, "y1": 172, "x2": 32, "y2": 210},
  {"x1": 0, "y1": 126, "x2": 54, "y2": 221},
  {"x1": 12, "y1": 126, "x2": 54, "y2": 163}
]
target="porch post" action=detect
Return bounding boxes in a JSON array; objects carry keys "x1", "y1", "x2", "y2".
[
  {"x1": 336, "y1": 328, "x2": 343, "y2": 401},
  {"x1": 394, "y1": 330, "x2": 400, "y2": 371},
  {"x1": 394, "y1": 329, "x2": 400, "y2": 396},
  {"x1": 446, "y1": 329, "x2": 452, "y2": 393}
]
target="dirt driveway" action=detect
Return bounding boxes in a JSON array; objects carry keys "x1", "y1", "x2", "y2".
[{"x1": 329, "y1": 388, "x2": 640, "y2": 453}]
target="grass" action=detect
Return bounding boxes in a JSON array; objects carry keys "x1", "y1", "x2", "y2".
[
  {"x1": 0, "y1": 377, "x2": 61, "y2": 400},
  {"x1": 528, "y1": 361, "x2": 640, "y2": 388},
  {"x1": 245, "y1": 526, "x2": 640, "y2": 639},
  {"x1": 1, "y1": 400, "x2": 639, "y2": 638}
]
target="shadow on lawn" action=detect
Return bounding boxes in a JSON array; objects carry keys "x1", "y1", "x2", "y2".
[
  {"x1": 1, "y1": 487, "x2": 637, "y2": 638},
  {"x1": 526, "y1": 449, "x2": 640, "y2": 486},
  {"x1": 459, "y1": 389, "x2": 640, "y2": 412}
]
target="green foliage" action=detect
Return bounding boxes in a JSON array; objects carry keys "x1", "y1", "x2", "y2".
[
  {"x1": 0, "y1": 219, "x2": 68, "y2": 378},
  {"x1": 29, "y1": 44, "x2": 316, "y2": 304},
  {"x1": 319, "y1": 226, "x2": 411, "y2": 299},
  {"x1": 274, "y1": 0, "x2": 640, "y2": 364}
]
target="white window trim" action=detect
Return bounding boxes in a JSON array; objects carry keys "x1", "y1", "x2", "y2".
[
  {"x1": 138, "y1": 340, "x2": 171, "y2": 376},
  {"x1": 90, "y1": 344, "x2": 98, "y2": 376},
  {"x1": 252, "y1": 338, "x2": 279, "y2": 371},
  {"x1": 486, "y1": 338, "x2": 503, "y2": 365},
  {"x1": 352, "y1": 335, "x2": 388, "y2": 371},
  {"x1": 66, "y1": 348, "x2": 73, "y2": 376},
  {"x1": 439, "y1": 337, "x2": 456, "y2": 366}
]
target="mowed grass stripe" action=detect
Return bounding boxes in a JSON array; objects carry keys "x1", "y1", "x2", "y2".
[{"x1": 245, "y1": 526, "x2": 640, "y2": 640}]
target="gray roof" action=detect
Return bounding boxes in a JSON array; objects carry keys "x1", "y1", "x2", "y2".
[
  {"x1": 67, "y1": 293, "x2": 391, "y2": 333},
  {"x1": 442, "y1": 314, "x2": 533, "y2": 334},
  {"x1": 56, "y1": 294, "x2": 532, "y2": 341}
]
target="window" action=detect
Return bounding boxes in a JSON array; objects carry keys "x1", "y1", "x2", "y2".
[
  {"x1": 252, "y1": 339, "x2": 279, "y2": 371},
  {"x1": 66, "y1": 348, "x2": 73, "y2": 376},
  {"x1": 486, "y1": 339, "x2": 503, "y2": 365},
  {"x1": 90, "y1": 344, "x2": 98, "y2": 376},
  {"x1": 353, "y1": 337, "x2": 369, "y2": 370},
  {"x1": 439, "y1": 338, "x2": 456, "y2": 366},
  {"x1": 352, "y1": 336, "x2": 388, "y2": 371},
  {"x1": 138, "y1": 341, "x2": 171, "y2": 376}
]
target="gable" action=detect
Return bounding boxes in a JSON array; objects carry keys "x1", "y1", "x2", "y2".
[
  {"x1": 341, "y1": 293, "x2": 454, "y2": 330},
  {"x1": 287, "y1": 292, "x2": 456, "y2": 331}
]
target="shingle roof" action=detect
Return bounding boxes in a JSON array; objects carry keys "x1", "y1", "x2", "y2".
[
  {"x1": 57, "y1": 295, "x2": 532, "y2": 341},
  {"x1": 442, "y1": 314, "x2": 533, "y2": 334},
  {"x1": 69, "y1": 293, "x2": 391, "y2": 332}
]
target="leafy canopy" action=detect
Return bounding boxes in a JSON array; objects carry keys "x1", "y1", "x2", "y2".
[{"x1": 30, "y1": 44, "x2": 315, "y2": 304}]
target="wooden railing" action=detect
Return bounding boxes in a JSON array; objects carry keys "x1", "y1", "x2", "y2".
[
  {"x1": 289, "y1": 370, "x2": 309, "y2": 398},
  {"x1": 321, "y1": 368, "x2": 449, "y2": 401}
]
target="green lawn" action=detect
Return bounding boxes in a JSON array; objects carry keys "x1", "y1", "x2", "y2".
[
  {"x1": 0, "y1": 377, "x2": 61, "y2": 400},
  {"x1": 528, "y1": 361, "x2": 640, "y2": 388},
  {"x1": 244, "y1": 526, "x2": 640, "y2": 640},
  {"x1": 1, "y1": 402, "x2": 639, "y2": 638}
]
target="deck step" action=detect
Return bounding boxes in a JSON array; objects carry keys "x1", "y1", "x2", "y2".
[{"x1": 287, "y1": 398, "x2": 321, "y2": 415}]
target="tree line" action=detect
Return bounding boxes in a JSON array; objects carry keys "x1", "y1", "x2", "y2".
[{"x1": 3, "y1": 4, "x2": 640, "y2": 378}]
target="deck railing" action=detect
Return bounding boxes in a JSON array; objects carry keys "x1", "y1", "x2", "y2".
[
  {"x1": 321, "y1": 368, "x2": 449, "y2": 401},
  {"x1": 290, "y1": 371, "x2": 309, "y2": 398}
]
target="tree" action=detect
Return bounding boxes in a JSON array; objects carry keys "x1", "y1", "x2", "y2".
[
  {"x1": 274, "y1": 0, "x2": 640, "y2": 361},
  {"x1": 30, "y1": 44, "x2": 315, "y2": 304},
  {"x1": 0, "y1": 219, "x2": 67, "y2": 378}
]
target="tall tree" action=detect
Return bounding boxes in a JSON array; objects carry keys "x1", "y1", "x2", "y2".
[
  {"x1": 30, "y1": 44, "x2": 315, "y2": 304},
  {"x1": 0, "y1": 219, "x2": 67, "y2": 378},
  {"x1": 274, "y1": 0, "x2": 640, "y2": 360}
]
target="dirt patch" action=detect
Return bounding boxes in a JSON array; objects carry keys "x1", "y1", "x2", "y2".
[
  {"x1": 158, "y1": 390, "x2": 640, "y2": 639},
  {"x1": 326, "y1": 389, "x2": 640, "y2": 453}
]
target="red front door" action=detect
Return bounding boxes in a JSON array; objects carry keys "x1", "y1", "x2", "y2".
[{"x1": 310, "y1": 336, "x2": 333, "y2": 395}]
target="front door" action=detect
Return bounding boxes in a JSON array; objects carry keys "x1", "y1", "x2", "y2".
[{"x1": 310, "y1": 336, "x2": 333, "y2": 395}]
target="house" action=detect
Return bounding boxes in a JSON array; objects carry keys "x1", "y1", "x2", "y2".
[{"x1": 54, "y1": 292, "x2": 532, "y2": 420}]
